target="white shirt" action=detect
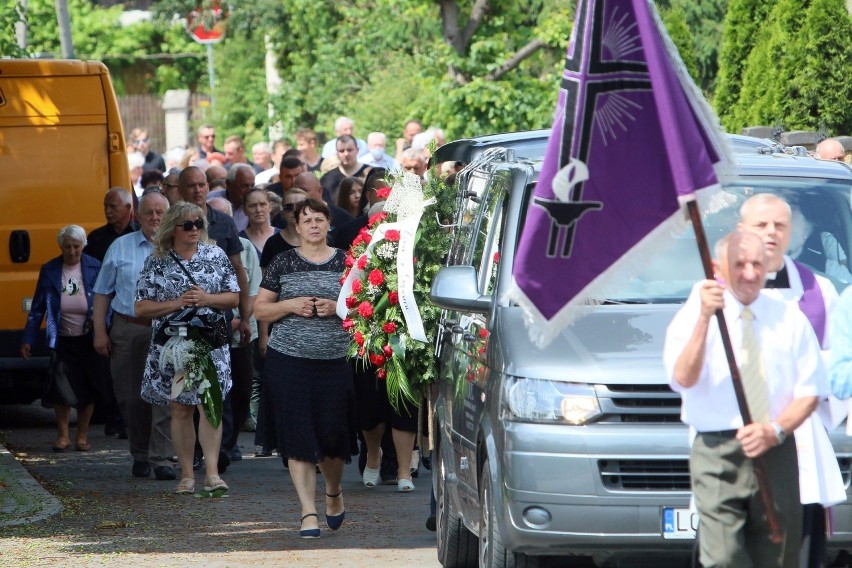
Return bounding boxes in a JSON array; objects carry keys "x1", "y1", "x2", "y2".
[
  {"x1": 359, "y1": 153, "x2": 400, "y2": 171},
  {"x1": 664, "y1": 287, "x2": 827, "y2": 432},
  {"x1": 255, "y1": 167, "x2": 277, "y2": 185},
  {"x1": 321, "y1": 137, "x2": 368, "y2": 159},
  {"x1": 763, "y1": 255, "x2": 838, "y2": 349}
]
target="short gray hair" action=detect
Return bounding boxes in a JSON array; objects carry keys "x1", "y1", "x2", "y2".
[
  {"x1": 57, "y1": 225, "x2": 87, "y2": 248},
  {"x1": 228, "y1": 163, "x2": 255, "y2": 182}
]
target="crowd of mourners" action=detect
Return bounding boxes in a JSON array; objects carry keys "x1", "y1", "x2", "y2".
[{"x1": 20, "y1": 116, "x2": 447, "y2": 538}]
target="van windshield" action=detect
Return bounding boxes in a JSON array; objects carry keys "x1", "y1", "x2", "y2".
[{"x1": 606, "y1": 176, "x2": 852, "y2": 303}]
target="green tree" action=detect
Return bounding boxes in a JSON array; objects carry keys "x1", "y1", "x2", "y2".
[
  {"x1": 785, "y1": 0, "x2": 852, "y2": 133},
  {"x1": 714, "y1": 0, "x2": 773, "y2": 116},
  {"x1": 724, "y1": 0, "x2": 808, "y2": 130},
  {"x1": 719, "y1": 0, "x2": 852, "y2": 134},
  {"x1": 659, "y1": 5, "x2": 700, "y2": 84}
]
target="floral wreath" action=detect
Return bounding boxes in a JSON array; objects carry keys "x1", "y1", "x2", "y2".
[{"x1": 337, "y1": 164, "x2": 457, "y2": 410}]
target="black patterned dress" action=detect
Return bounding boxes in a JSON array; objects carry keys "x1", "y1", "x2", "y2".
[
  {"x1": 260, "y1": 248, "x2": 356, "y2": 463},
  {"x1": 136, "y1": 242, "x2": 239, "y2": 406}
]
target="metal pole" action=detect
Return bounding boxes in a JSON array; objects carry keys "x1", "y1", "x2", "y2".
[
  {"x1": 686, "y1": 199, "x2": 783, "y2": 544},
  {"x1": 54, "y1": 0, "x2": 74, "y2": 59},
  {"x1": 207, "y1": 43, "x2": 216, "y2": 117},
  {"x1": 15, "y1": 0, "x2": 28, "y2": 50}
]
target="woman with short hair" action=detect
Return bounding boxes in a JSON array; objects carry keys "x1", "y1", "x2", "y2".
[
  {"x1": 20, "y1": 225, "x2": 106, "y2": 452},
  {"x1": 254, "y1": 198, "x2": 354, "y2": 538}
]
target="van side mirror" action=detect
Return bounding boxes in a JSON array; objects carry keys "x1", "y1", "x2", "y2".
[{"x1": 430, "y1": 266, "x2": 491, "y2": 313}]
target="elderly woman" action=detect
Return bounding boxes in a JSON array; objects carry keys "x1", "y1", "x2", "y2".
[
  {"x1": 135, "y1": 202, "x2": 239, "y2": 495},
  {"x1": 254, "y1": 198, "x2": 354, "y2": 539},
  {"x1": 20, "y1": 225, "x2": 105, "y2": 452}
]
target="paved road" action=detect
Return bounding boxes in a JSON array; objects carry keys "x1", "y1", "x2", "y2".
[{"x1": 0, "y1": 403, "x2": 439, "y2": 568}]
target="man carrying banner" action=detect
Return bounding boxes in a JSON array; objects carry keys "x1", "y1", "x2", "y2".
[{"x1": 665, "y1": 230, "x2": 827, "y2": 567}]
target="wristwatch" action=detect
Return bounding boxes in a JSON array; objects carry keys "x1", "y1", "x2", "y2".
[{"x1": 770, "y1": 422, "x2": 786, "y2": 445}]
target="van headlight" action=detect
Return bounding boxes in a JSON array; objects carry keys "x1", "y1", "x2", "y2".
[{"x1": 505, "y1": 378, "x2": 601, "y2": 425}]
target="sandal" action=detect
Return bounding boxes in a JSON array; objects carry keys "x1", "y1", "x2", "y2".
[
  {"x1": 175, "y1": 478, "x2": 195, "y2": 495},
  {"x1": 398, "y1": 478, "x2": 415, "y2": 492},
  {"x1": 75, "y1": 441, "x2": 91, "y2": 451},
  {"x1": 203, "y1": 475, "x2": 229, "y2": 492},
  {"x1": 325, "y1": 491, "x2": 345, "y2": 531},
  {"x1": 300, "y1": 513, "x2": 321, "y2": 539}
]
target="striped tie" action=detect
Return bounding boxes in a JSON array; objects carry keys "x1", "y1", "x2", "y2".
[{"x1": 740, "y1": 307, "x2": 771, "y2": 423}]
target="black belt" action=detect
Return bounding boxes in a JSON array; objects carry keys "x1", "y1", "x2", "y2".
[
  {"x1": 115, "y1": 312, "x2": 152, "y2": 327},
  {"x1": 697, "y1": 429, "x2": 738, "y2": 438}
]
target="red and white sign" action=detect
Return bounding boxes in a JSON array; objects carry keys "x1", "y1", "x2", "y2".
[{"x1": 187, "y1": 2, "x2": 228, "y2": 44}]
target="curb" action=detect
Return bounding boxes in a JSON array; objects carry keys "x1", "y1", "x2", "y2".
[{"x1": 0, "y1": 443, "x2": 63, "y2": 527}]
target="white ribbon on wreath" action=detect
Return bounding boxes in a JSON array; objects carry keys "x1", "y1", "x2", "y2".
[{"x1": 337, "y1": 172, "x2": 436, "y2": 342}]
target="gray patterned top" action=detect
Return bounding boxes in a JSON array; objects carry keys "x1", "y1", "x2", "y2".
[
  {"x1": 135, "y1": 242, "x2": 239, "y2": 406},
  {"x1": 261, "y1": 248, "x2": 349, "y2": 360}
]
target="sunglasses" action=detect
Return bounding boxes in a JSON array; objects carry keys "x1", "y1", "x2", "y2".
[
  {"x1": 282, "y1": 203, "x2": 296, "y2": 212},
  {"x1": 176, "y1": 219, "x2": 204, "y2": 231}
]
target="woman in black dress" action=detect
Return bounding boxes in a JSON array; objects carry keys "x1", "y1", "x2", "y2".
[{"x1": 253, "y1": 198, "x2": 354, "y2": 539}]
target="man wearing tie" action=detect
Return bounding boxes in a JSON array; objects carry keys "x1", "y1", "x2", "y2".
[{"x1": 664, "y1": 230, "x2": 827, "y2": 567}]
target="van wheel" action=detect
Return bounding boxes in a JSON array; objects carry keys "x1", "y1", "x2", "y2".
[
  {"x1": 436, "y1": 440, "x2": 477, "y2": 568},
  {"x1": 479, "y1": 461, "x2": 541, "y2": 568}
]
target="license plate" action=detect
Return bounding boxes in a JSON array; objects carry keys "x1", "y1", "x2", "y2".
[{"x1": 662, "y1": 507, "x2": 696, "y2": 539}]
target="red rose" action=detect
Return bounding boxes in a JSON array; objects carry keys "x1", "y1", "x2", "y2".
[
  {"x1": 466, "y1": 372, "x2": 475, "y2": 383},
  {"x1": 354, "y1": 331, "x2": 364, "y2": 346},
  {"x1": 377, "y1": 368, "x2": 387, "y2": 380},
  {"x1": 388, "y1": 291, "x2": 399, "y2": 305},
  {"x1": 345, "y1": 295, "x2": 358, "y2": 309},
  {"x1": 357, "y1": 255, "x2": 368, "y2": 270},
  {"x1": 383, "y1": 322, "x2": 397, "y2": 334},
  {"x1": 493, "y1": 251, "x2": 500, "y2": 264},
  {"x1": 368, "y1": 269, "x2": 385, "y2": 286},
  {"x1": 352, "y1": 280, "x2": 363, "y2": 294},
  {"x1": 352, "y1": 235, "x2": 363, "y2": 247},
  {"x1": 384, "y1": 229, "x2": 400, "y2": 242},
  {"x1": 342, "y1": 318, "x2": 355, "y2": 331},
  {"x1": 382, "y1": 344, "x2": 393, "y2": 357},
  {"x1": 358, "y1": 301, "x2": 374, "y2": 318},
  {"x1": 376, "y1": 186, "x2": 391, "y2": 199},
  {"x1": 413, "y1": 257, "x2": 417, "y2": 264},
  {"x1": 369, "y1": 353, "x2": 386, "y2": 367},
  {"x1": 479, "y1": 328, "x2": 489, "y2": 338},
  {"x1": 368, "y1": 212, "x2": 388, "y2": 227},
  {"x1": 344, "y1": 255, "x2": 355, "y2": 268},
  {"x1": 339, "y1": 276, "x2": 346, "y2": 285}
]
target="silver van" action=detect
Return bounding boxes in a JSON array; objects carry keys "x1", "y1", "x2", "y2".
[{"x1": 429, "y1": 131, "x2": 852, "y2": 567}]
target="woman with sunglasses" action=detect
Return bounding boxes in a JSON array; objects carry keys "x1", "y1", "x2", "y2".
[
  {"x1": 135, "y1": 202, "x2": 240, "y2": 495},
  {"x1": 259, "y1": 188, "x2": 308, "y2": 269}
]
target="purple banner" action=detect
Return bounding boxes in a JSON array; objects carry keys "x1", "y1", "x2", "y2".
[{"x1": 509, "y1": 0, "x2": 728, "y2": 346}]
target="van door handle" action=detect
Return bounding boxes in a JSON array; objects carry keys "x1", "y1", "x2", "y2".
[
  {"x1": 10, "y1": 230, "x2": 30, "y2": 263},
  {"x1": 462, "y1": 332, "x2": 475, "y2": 342}
]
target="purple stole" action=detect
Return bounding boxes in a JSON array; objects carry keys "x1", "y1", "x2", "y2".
[{"x1": 792, "y1": 260, "x2": 826, "y2": 346}]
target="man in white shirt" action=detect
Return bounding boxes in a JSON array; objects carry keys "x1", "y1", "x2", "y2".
[
  {"x1": 320, "y1": 116, "x2": 367, "y2": 159},
  {"x1": 664, "y1": 230, "x2": 827, "y2": 568},
  {"x1": 359, "y1": 132, "x2": 399, "y2": 171},
  {"x1": 737, "y1": 194, "x2": 845, "y2": 567}
]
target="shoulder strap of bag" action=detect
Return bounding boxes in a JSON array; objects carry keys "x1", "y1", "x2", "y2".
[{"x1": 169, "y1": 250, "x2": 199, "y2": 286}]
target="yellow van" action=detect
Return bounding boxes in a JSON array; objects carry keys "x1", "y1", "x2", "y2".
[{"x1": 0, "y1": 59, "x2": 130, "y2": 402}]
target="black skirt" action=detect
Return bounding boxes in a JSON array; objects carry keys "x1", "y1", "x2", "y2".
[
  {"x1": 265, "y1": 348, "x2": 357, "y2": 464},
  {"x1": 42, "y1": 334, "x2": 107, "y2": 409}
]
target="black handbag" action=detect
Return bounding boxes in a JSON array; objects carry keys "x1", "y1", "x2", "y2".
[
  {"x1": 152, "y1": 252, "x2": 231, "y2": 349},
  {"x1": 41, "y1": 349, "x2": 79, "y2": 408}
]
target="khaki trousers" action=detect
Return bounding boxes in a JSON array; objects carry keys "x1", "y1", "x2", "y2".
[
  {"x1": 691, "y1": 431, "x2": 801, "y2": 568},
  {"x1": 109, "y1": 316, "x2": 172, "y2": 467}
]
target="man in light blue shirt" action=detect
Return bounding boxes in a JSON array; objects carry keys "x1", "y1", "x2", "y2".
[{"x1": 93, "y1": 191, "x2": 175, "y2": 481}]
